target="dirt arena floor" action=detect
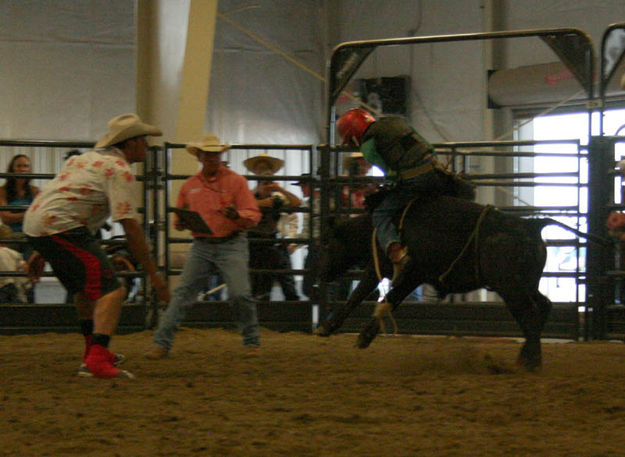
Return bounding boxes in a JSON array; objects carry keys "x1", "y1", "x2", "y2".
[{"x1": 2, "y1": 327, "x2": 625, "y2": 457}]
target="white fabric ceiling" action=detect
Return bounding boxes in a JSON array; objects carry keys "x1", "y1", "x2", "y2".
[{"x1": 207, "y1": 0, "x2": 326, "y2": 146}]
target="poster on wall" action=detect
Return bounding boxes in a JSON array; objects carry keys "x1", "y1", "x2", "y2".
[
  {"x1": 358, "y1": 76, "x2": 410, "y2": 116},
  {"x1": 335, "y1": 76, "x2": 410, "y2": 117}
]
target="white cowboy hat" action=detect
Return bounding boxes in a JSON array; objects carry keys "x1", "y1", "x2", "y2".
[
  {"x1": 186, "y1": 133, "x2": 230, "y2": 156},
  {"x1": 342, "y1": 151, "x2": 367, "y2": 170},
  {"x1": 95, "y1": 113, "x2": 162, "y2": 148},
  {"x1": 243, "y1": 153, "x2": 284, "y2": 175}
]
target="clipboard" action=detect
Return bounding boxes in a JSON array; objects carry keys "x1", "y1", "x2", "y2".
[{"x1": 171, "y1": 208, "x2": 213, "y2": 234}]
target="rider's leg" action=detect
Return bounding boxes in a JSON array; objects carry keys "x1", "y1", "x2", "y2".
[{"x1": 371, "y1": 193, "x2": 411, "y2": 279}]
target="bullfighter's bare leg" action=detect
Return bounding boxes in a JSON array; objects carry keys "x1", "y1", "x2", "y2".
[
  {"x1": 84, "y1": 286, "x2": 133, "y2": 379},
  {"x1": 74, "y1": 293, "x2": 95, "y2": 361}
]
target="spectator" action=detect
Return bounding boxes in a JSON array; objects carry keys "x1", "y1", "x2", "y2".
[
  {"x1": 0, "y1": 224, "x2": 29, "y2": 304},
  {"x1": 147, "y1": 133, "x2": 262, "y2": 359},
  {"x1": 244, "y1": 153, "x2": 301, "y2": 301},
  {"x1": 24, "y1": 113, "x2": 169, "y2": 379},
  {"x1": 335, "y1": 152, "x2": 378, "y2": 300},
  {"x1": 292, "y1": 173, "x2": 320, "y2": 300},
  {"x1": 341, "y1": 152, "x2": 374, "y2": 215},
  {"x1": 0, "y1": 154, "x2": 40, "y2": 260}
]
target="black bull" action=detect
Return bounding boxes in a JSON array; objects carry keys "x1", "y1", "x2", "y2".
[{"x1": 316, "y1": 195, "x2": 595, "y2": 371}]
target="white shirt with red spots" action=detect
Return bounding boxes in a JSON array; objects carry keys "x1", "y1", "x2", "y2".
[{"x1": 23, "y1": 148, "x2": 140, "y2": 237}]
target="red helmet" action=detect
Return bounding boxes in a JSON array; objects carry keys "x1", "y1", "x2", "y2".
[{"x1": 336, "y1": 108, "x2": 375, "y2": 146}]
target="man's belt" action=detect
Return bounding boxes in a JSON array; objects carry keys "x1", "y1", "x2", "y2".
[
  {"x1": 399, "y1": 158, "x2": 437, "y2": 181},
  {"x1": 195, "y1": 232, "x2": 241, "y2": 244}
]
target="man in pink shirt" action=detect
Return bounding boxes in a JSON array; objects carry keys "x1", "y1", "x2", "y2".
[{"x1": 147, "y1": 133, "x2": 261, "y2": 358}]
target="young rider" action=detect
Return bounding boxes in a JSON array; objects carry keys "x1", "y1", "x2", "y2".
[{"x1": 336, "y1": 108, "x2": 445, "y2": 281}]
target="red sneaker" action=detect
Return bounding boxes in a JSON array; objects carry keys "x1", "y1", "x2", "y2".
[{"x1": 85, "y1": 345, "x2": 134, "y2": 379}]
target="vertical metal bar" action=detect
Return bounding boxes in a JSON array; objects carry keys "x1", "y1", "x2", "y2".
[
  {"x1": 148, "y1": 145, "x2": 161, "y2": 328},
  {"x1": 163, "y1": 143, "x2": 171, "y2": 280},
  {"x1": 308, "y1": 145, "x2": 316, "y2": 330},
  {"x1": 318, "y1": 143, "x2": 331, "y2": 322},
  {"x1": 586, "y1": 136, "x2": 616, "y2": 339},
  {"x1": 140, "y1": 146, "x2": 150, "y2": 327}
]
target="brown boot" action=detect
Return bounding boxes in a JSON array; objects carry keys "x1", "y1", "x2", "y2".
[{"x1": 387, "y1": 243, "x2": 410, "y2": 283}]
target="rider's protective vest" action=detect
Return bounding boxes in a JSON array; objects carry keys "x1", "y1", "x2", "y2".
[{"x1": 361, "y1": 117, "x2": 434, "y2": 180}]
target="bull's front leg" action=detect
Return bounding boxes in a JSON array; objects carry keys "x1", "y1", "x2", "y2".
[
  {"x1": 356, "y1": 275, "x2": 418, "y2": 349},
  {"x1": 314, "y1": 266, "x2": 380, "y2": 337}
]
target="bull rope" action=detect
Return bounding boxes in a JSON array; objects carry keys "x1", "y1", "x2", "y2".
[
  {"x1": 370, "y1": 198, "x2": 418, "y2": 335},
  {"x1": 371, "y1": 228, "x2": 398, "y2": 334},
  {"x1": 438, "y1": 205, "x2": 493, "y2": 286}
]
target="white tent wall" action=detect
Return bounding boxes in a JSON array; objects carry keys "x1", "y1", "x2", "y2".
[
  {"x1": 2, "y1": 1, "x2": 625, "y2": 148},
  {"x1": 332, "y1": 0, "x2": 625, "y2": 142},
  {"x1": 0, "y1": 0, "x2": 136, "y2": 199},
  {"x1": 0, "y1": 0, "x2": 136, "y2": 141},
  {"x1": 207, "y1": 0, "x2": 327, "y2": 147},
  {"x1": 331, "y1": 0, "x2": 486, "y2": 142},
  {"x1": 501, "y1": 0, "x2": 625, "y2": 67}
]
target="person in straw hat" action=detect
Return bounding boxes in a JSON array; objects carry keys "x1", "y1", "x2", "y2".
[
  {"x1": 244, "y1": 153, "x2": 301, "y2": 301},
  {"x1": 342, "y1": 152, "x2": 371, "y2": 177},
  {"x1": 341, "y1": 151, "x2": 375, "y2": 218},
  {"x1": 147, "y1": 133, "x2": 262, "y2": 359},
  {"x1": 23, "y1": 113, "x2": 169, "y2": 379}
]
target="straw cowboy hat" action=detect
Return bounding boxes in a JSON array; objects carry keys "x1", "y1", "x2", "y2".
[
  {"x1": 243, "y1": 153, "x2": 284, "y2": 175},
  {"x1": 342, "y1": 151, "x2": 368, "y2": 170},
  {"x1": 95, "y1": 113, "x2": 162, "y2": 148},
  {"x1": 186, "y1": 133, "x2": 231, "y2": 156}
]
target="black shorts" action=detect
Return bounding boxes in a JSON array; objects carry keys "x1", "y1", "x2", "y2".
[{"x1": 27, "y1": 227, "x2": 122, "y2": 302}]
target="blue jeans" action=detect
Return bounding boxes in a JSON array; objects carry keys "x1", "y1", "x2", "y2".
[
  {"x1": 372, "y1": 170, "x2": 442, "y2": 252},
  {"x1": 153, "y1": 235, "x2": 260, "y2": 350}
]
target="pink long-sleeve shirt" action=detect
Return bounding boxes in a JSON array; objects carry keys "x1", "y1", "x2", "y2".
[{"x1": 177, "y1": 166, "x2": 261, "y2": 238}]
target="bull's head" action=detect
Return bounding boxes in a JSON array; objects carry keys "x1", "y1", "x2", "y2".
[{"x1": 318, "y1": 216, "x2": 371, "y2": 283}]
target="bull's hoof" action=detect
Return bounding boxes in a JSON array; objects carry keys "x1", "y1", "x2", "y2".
[
  {"x1": 517, "y1": 356, "x2": 542, "y2": 372},
  {"x1": 517, "y1": 343, "x2": 542, "y2": 372},
  {"x1": 356, "y1": 319, "x2": 381, "y2": 349}
]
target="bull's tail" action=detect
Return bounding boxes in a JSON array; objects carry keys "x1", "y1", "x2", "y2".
[{"x1": 528, "y1": 218, "x2": 610, "y2": 246}]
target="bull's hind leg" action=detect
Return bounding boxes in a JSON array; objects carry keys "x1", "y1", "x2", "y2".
[
  {"x1": 356, "y1": 279, "x2": 417, "y2": 349},
  {"x1": 500, "y1": 290, "x2": 544, "y2": 371},
  {"x1": 532, "y1": 290, "x2": 553, "y2": 333}
]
